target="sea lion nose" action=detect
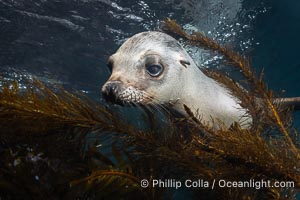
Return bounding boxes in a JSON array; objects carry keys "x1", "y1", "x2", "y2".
[{"x1": 101, "y1": 81, "x2": 121, "y2": 103}]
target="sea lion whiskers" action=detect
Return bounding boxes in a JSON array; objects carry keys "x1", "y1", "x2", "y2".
[{"x1": 135, "y1": 89, "x2": 173, "y2": 116}]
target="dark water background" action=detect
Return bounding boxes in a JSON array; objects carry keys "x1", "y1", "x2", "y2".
[
  {"x1": 0, "y1": 0, "x2": 299, "y2": 103},
  {"x1": 1, "y1": 0, "x2": 299, "y2": 96},
  {"x1": 0, "y1": 0, "x2": 299, "y2": 198}
]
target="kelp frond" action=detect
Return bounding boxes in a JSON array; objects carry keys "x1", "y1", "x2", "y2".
[
  {"x1": 163, "y1": 18, "x2": 300, "y2": 159},
  {"x1": 69, "y1": 170, "x2": 147, "y2": 199},
  {"x1": 70, "y1": 170, "x2": 140, "y2": 187},
  {"x1": 0, "y1": 79, "x2": 135, "y2": 136},
  {"x1": 0, "y1": 78, "x2": 145, "y2": 199}
]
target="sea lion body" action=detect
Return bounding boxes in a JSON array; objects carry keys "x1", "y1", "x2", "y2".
[{"x1": 102, "y1": 31, "x2": 250, "y2": 128}]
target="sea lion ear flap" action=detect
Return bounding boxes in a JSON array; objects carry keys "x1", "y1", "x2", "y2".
[{"x1": 179, "y1": 60, "x2": 190, "y2": 68}]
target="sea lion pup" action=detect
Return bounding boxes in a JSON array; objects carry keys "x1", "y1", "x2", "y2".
[{"x1": 101, "y1": 31, "x2": 299, "y2": 128}]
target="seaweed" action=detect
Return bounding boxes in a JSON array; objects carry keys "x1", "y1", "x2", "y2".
[
  {"x1": 162, "y1": 18, "x2": 299, "y2": 158},
  {"x1": 0, "y1": 79, "x2": 146, "y2": 199},
  {"x1": 0, "y1": 19, "x2": 299, "y2": 199}
]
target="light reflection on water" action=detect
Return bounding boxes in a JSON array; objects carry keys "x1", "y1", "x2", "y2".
[{"x1": 0, "y1": 0, "x2": 266, "y2": 92}]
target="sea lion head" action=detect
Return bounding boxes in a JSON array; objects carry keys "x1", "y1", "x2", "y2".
[{"x1": 102, "y1": 31, "x2": 194, "y2": 106}]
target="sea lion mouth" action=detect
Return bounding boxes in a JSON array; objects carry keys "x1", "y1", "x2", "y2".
[
  {"x1": 101, "y1": 80, "x2": 122, "y2": 104},
  {"x1": 102, "y1": 81, "x2": 147, "y2": 106}
]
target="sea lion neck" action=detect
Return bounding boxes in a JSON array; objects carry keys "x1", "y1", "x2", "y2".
[{"x1": 175, "y1": 61, "x2": 247, "y2": 127}]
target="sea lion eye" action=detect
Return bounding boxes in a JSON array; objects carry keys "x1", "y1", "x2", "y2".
[{"x1": 145, "y1": 64, "x2": 164, "y2": 77}]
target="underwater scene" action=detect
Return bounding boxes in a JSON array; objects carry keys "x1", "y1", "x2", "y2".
[{"x1": 0, "y1": 0, "x2": 300, "y2": 199}]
